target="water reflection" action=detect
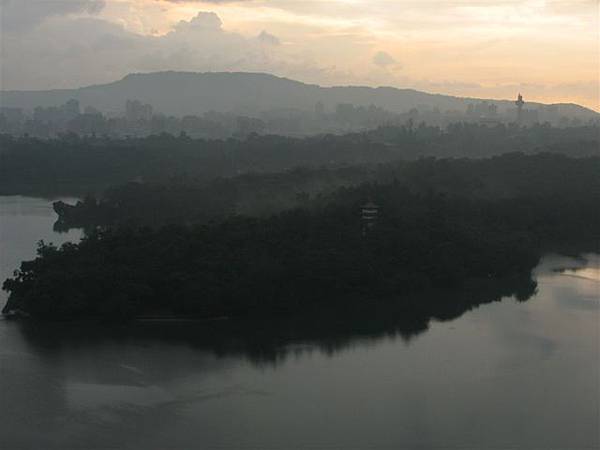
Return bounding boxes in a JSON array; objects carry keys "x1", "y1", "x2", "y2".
[
  {"x1": 560, "y1": 267, "x2": 600, "y2": 282},
  {"x1": 0, "y1": 196, "x2": 82, "y2": 305},
  {"x1": 1, "y1": 254, "x2": 597, "y2": 450},
  {"x1": 1, "y1": 196, "x2": 598, "y2": 449},
  {"x1": 14, "y1": 273, "x2": 538, "y2": 367}
]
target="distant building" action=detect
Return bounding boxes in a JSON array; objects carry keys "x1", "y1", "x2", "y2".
[
  {"x1": 125, "y1": 100, "x2": 153, "y2": 121},
  {"x1": 0, "y1": 107, "x2": 25, "y2": 133},
  {"x1": 335, "y1": 103, "x2": 355, "y2": 123},
  {"x1": 467, "y1": 101, "x2": 498, "y2": 119},
  {"x1": 512, "y1": 93, "x2": 540, "y2": 126},
  {"x1": 515, "y1": 93, "x2": 525, "y2": 124},
  {"x1": 467, "y1": 101, "x2": 501, "y2": 126},
  {"x1": 32, "y1": 99, "x2": 79, "y2": 128},
  {"x1": 0, "y1": 107, "x2": 24, "y2": 124},
  {"x1": 84, "y1": 105, "x2": 102, "y2": 116},
  {"x1": 63, "y1": 99, "x2": 80, "y2": 117}
]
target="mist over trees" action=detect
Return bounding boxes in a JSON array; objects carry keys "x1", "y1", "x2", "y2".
[
  {"x1": 1, "y1": 122, "x2": 598, "y2": 196},
  {"x1": 52, "y1": 152, "x2": 600, "y2": 231},
  {"x1": 3, "y1": 152, "x2": 598, "y2": 320}
]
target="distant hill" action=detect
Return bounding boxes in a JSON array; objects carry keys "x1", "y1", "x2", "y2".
[{"x1": 1, "y1": 71, "x2": 597, "y2": 121}]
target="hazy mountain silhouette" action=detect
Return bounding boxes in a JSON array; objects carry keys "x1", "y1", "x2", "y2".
[{"x1": 1, "y1": 71, "x2": 597, "y2": 120}]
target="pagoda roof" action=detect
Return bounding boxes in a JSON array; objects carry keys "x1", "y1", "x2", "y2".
[{"x1": 362, "y1": 201, "x2": 379, "y2": 208}]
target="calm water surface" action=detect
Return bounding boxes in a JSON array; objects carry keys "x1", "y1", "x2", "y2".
[{"x1": 1, "y1": 196, "x2": 598, "y2": 449}]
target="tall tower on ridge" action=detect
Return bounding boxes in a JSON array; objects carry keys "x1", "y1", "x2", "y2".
[{"x1": 515, "y1": 93, "x2": 525, "y2": 124}]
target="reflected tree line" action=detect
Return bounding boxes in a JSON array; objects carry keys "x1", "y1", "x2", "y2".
[{"x1": 15, "y1": 273, "x2": 537, "y2": 367}]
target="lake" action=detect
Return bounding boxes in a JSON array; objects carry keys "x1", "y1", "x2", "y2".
[{"x1": 0, "y1": 196, "x2": 598, "y2": 449}]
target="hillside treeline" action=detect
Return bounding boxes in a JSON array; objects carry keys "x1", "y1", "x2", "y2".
[
  {"x1": 54, "y1": 152, "x2": 600, "y2": 230},
  {"x1": 1, "y1": 123, "x2": 597, "y2": 195}
]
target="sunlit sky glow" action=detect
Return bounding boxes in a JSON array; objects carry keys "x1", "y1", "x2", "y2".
[{"x1": 1, "y1": 0, "x2": 598, "y2": 109}]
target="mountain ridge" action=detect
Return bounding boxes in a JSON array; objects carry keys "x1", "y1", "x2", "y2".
[{"x1": 1, "y1": 71, "x2": 597, "y2": 120}]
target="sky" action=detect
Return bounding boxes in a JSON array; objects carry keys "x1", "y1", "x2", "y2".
[{"x1": 0, "y1": 0, "x2": 598, "y2": 110}]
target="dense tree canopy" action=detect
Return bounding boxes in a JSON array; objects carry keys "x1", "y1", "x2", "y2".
[
  {"x1": 54, "y1": 152, "x2": 600, "y2": 230},
  {"x1": 4, "y1": 153, "x2": 598, "y2": 320},
  {"x1": 1, "y1": 123, "x2": 597, "y2": 195}
]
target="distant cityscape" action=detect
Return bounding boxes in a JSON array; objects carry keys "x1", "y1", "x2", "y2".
[{"x1": 0, "y1": 94, "x2": 595, "y2": 139}]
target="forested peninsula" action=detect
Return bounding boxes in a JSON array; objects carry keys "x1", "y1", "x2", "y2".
[{"x1": 3, "y1": 153, "x2": 598, "y2": 320}]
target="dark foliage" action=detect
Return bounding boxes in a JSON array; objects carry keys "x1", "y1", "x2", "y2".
[
  {"x1": 53, "y1": 152, "x2": 600, "y2": 230},
  {"x1": 0, "y1": 123, "x2": 597, "y2": 195},
  {"x1": 3, "y1": 153, "x2": 598, "y2": 320}
]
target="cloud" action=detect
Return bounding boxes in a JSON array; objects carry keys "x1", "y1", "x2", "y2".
[
  {"x1": 257, "y1": 31, "x2": 280, "y2": 46},
  {"x1": 0, "y1": 2, "x2": 596, "y2": 109},
  {"x1": 173, "y1": 11, "x2": 223, "y2": 31},
  {"x1": 372, "y1": 51, "x2": 399, "y2": 68},
  {"x1": 0, "y1": 11, "x2": 297, "y2": 90},
  {"x1": 0, "y1": 0, "x2": 105, "y2": 32},
  {"x1": 0, "y1": 17, "x2": 141, "y2": 89},
  {"x1": 161, "y1": 0, "x2": 251, "y2": 2}
]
